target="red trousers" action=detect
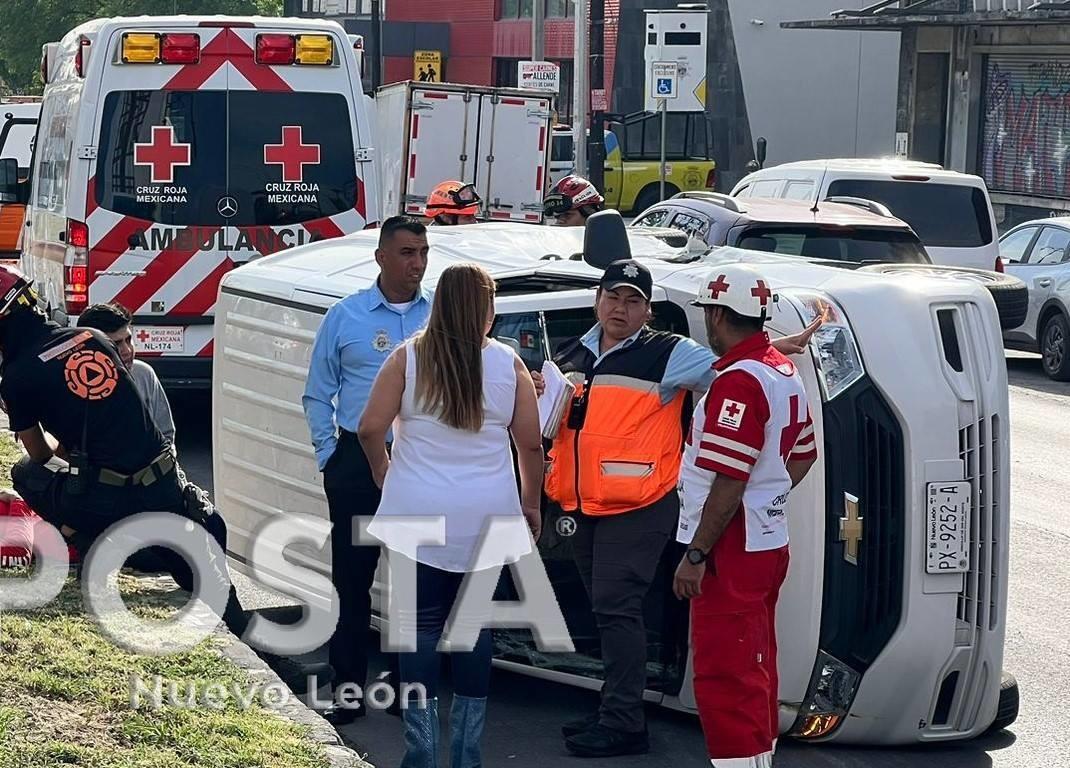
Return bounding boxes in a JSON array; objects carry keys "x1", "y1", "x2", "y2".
[{"x1": 690, "y1": 513, "x2": 789, "y2": 759}]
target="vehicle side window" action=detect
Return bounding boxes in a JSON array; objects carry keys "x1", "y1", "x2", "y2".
[
  {"x1": 734, "y1": 184, "x2": 750, "y2": 198},
  {"x1": 998, "y1": 226, "x2": 1038, "y2": 264},
  {"x1": 668, "y1": 211, "x2": 711, "y2": 238},
  {"x1": 551, "y1": 133, "x2": 574, "y2": 163},
  {"x1": 748, "y1": 179, "x2": 782, "y2": 198},
  {"x1": 1027, "y1": 226, "x2": 1070, "y2": 265},
  {"x1": 782, "y1": 181, "x2": 815, "y2": 201},
  {"x1": 634, "y1": 209, "x2": 672, "y2": 228}
]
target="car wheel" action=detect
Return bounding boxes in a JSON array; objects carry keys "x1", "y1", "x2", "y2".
[
  {"x1": 983, "y1": 671, "x2": 1019, "y2": 735},
  {"x1": 857, "y1": 264, "x2": 1029, "y2": 331},
  {"x1": 1040, "y1": 313, "x2": 1070, "y2": 381}
]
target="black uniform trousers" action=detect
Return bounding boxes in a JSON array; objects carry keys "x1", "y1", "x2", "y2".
[
  {"x1": 11, "y1": 455, "x2": 250, "y2": 639},
  {"x1": 323, "y1": 430, "x2": 398, "y2": 698},
  {"x1": 572, "y1": 491, "x2": 679, "y2": 734}
]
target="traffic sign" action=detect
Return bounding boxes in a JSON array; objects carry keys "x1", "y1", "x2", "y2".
[{"x1": 650, "y1": 62, "x2": 679, "y2": 100}]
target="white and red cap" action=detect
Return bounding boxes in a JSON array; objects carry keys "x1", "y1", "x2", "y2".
[
  {"x1": 0, "y1": 264, "x2": 34, "y2": 318},
  {"x1": 691, "y1": 264, "x2": 777, "y2": 321}
]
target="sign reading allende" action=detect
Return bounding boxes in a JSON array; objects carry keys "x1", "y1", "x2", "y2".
[{"x1": 518, "y1": 61, "x2": 561, "y2": 93}]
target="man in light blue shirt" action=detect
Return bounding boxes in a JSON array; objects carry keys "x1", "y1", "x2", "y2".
[{"x1": 302, "y1": 215, "x2": 431, "y2": 725}]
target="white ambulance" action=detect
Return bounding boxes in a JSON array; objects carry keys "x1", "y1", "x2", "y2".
[
  {"x1": 14, "y1": 16, "x2": 378, "y2": 387},
  {"x1": 211, "y1": 218, "x2": 1017, "y2": 746}
]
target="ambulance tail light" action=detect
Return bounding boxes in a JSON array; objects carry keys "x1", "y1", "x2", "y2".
[
  {"x1": 704, "y1": 168, "x2": 716, "y2": 190},
  {"x1": 256, "y1": 34, "x2": 296, "y2": 65},
  {"x1": 160, "y1": 34, "x2": 201, "y2": 65},
  {"x1": 789, "y1": 651, "x2": 860, "y2": 740},
  {"x1": 783, "y1": 290, "x2": 864, "y2": 401},
  {"x1": 63, "y1": 220, "x2": 90, "y2": 316},
  {"x1": 75, "y1": 37, "x2": 90, "y2": 78},
  {"x1": 121, "y1": 33, "x2": 162, "y2": 64},
  {"x1": 295, "y1": 35, "x2": 334, "y2": 65}
]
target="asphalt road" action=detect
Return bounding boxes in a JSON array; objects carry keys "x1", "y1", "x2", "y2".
[{"x1": 172, "y1": 352, "x2": 1070, "y2": 768}]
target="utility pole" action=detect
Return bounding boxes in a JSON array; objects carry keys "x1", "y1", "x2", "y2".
[
  {"x1": 572, "y1": 0, "x2": 588, "y2": 177},
  {"x1": 532, "y1": 0, "x2": 545, "y2": 62},
  {"x1": 587, "y1": 0, "x2": 605, "y2": 192},
  {"x1": 370, "y1": 0, "x2": 382, "y2": 90}
]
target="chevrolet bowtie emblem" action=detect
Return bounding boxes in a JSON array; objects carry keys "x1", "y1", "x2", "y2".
[{"x1": 839, "y1": 493, "x2": 863, "y2": 566}]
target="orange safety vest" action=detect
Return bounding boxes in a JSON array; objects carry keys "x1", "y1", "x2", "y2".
[{"x1": 545, "y1": 328, "x2": 687, "y2": 516}]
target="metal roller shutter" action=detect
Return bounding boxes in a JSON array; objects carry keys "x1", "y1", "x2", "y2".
[{"x1": 980, "y1": 55, "x2": 1070, "y2": 200}]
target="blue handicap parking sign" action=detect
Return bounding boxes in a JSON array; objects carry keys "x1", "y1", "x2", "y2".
[{"x1": 656, "y1": 78, "x2": 673, "y2": 95}]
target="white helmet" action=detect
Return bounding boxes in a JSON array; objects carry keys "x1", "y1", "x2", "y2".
[{"x1": 691, "y1": 263, "x2": 778, "y2": 321}]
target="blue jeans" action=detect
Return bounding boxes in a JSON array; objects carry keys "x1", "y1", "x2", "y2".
[{"x1": 400, "y1": 561, "x2": 493, "y2": 701}]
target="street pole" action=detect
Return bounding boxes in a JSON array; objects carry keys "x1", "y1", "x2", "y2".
[
  {"x1": 370, "y1": 0, "x2": 382, "y2": 90},
  {"x1": 588, "y1": 0, "x2": 605, "y2": 192},
  {"x1": 572, "y1": 0, "x2": 588, "y2": 178},
  {"x1": 533, "y1": 0, "x2": 545, "y2": 62},
  {"x1": 659, "y1": 98, "x2": 667, "y2": 202}
]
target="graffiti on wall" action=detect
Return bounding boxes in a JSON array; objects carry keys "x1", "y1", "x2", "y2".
[{"x1": 982, "y1": 59, "x2": 1070, "y2": 200}]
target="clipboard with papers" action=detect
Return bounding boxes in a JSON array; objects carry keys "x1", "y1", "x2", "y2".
[{"x1": 538, "y1": 360, "x2": 574, "y2": 439}]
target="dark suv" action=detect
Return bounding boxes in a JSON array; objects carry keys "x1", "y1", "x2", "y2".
[{"x1": 631, "y1": 192, "x2": 930, "y2": 265}]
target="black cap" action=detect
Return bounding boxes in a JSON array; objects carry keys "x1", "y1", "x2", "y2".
[{"x1": 599, "y1": 259, "x2": 652, "y2": 300}]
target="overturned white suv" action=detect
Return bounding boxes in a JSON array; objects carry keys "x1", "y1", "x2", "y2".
[{"x1": 211, "y1": 216, "x2": 1016, "y2": 745}]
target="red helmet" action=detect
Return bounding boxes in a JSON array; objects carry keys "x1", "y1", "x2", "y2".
[
  {"x1": 0, "y1": 264, "x2": 34, "y2": 318},
  {"x1": 544, "y1": 175, "x2": 605, "y2": 217}
]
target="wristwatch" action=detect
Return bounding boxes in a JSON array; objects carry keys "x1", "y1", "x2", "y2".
[{"x1": 686, "y1": 547, "x2": 708, "y2": 565}]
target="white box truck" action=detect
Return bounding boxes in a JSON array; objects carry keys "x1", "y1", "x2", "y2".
[{"x1": 376, "y1": 81, "x2": 553, "y2": 223}]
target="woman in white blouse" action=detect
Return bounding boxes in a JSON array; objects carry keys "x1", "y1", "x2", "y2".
[{"x1": 359, "y1": 262, "x2": 544, "y2": 768}]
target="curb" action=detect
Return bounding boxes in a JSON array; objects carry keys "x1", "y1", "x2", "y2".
[{"x1": 217, "y1": 626, "x2": 377, "y2": 768}]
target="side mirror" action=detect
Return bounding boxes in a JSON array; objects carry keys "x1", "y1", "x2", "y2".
[
  {"x1": 583, "y1": 209, "x2": 631, "y2": 270},
  {"x1": 755, "y1": 137, "x2": 767, "y2": 168},
  {"x1": 0, "y1": 158, "x2": 20, "y2": 203}
]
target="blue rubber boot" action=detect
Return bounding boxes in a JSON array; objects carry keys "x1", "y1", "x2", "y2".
[
  {"x1": 449, "y1": 695, "x2": 487, "y2": 768},
  {"x1": 400, "y1": 697, "x2": 440, "y2": 768}
]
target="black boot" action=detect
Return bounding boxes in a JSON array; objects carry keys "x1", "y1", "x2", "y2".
[
  {"x1": 259, "y1": 654, "x2": 334, "y2": 695},
  {"x1": 561, "y1": 712, "x2": 600, "y2": 738},
  {"x1": 565, "y1": 723, "x2": 650, "y2": 758}
]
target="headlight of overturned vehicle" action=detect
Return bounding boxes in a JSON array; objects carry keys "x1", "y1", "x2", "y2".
[{"x1": 784, "y1": 290, "x2": 864, "y2": 401}]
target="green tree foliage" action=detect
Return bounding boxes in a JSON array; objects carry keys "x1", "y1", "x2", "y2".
[{"x1": 0, "y1": 0, "x2": 283, "y2": 94}]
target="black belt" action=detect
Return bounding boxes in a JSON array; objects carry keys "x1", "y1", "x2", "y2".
[{"x1": 96, "y1": 451, "x2": 176, "y2": 488}]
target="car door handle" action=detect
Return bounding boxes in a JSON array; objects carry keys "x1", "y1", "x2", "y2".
[{"x1": 1039, "y1": 279, "x2": 1053, "y2": 287}]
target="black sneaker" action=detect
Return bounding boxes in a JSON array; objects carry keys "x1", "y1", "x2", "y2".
[
  {"x1": 565, "y1": 723, "x2": 650, "y2": 758},
  {"x1": 561, "y1": 712, "x2": 600, "y2": 738}
]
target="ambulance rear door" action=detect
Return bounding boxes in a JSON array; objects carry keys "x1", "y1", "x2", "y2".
[
  {"x1": 86, "y1": 20, "x2": 370, "y2": 384},
  {"x1": 476, "y1": 91, "x2": 552, "y2": 223}
]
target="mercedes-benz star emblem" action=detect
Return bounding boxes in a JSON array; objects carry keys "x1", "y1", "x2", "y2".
[{"x1": 217, "y1": 196, "x2": 238, "y2": 218}]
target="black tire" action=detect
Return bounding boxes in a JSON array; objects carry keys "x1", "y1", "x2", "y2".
[
  {"x1": 1040, "y1": 313, "x2": 1070, "y2": 381},
  {"x1": 984, "y1": 672, "x2": 1019, "y2": 734},
  {"x1": 631, "y1": 184, "x2": 678, "y2": 217},
  {"x1": 857, "y1": 264, "x2": 1028, "y2": 331}
]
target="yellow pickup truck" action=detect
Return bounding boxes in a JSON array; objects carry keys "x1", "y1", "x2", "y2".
[{"x1": 549, "y1": 112, "x2": 716, "y2": 214}]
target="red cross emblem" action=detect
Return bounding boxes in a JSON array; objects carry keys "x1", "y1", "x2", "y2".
[
  {"x1": 707, "y1": 275, "x2": 731, "y2": 298},
  {"x1": 134, "y1": 126, "x2": 191, "y2": 184},
  {"x1": 136, "y1": 329, "x2": 151, "y2": 343},
  {"x1": 264, "y1": 126, "x2": 321, "y2": 184},
  {"x1": 724, "y1": 401, "x2": 742, "y2": 419},
  {"x1": 751, "y1": 280, "x2": 773, "y2": 307}
]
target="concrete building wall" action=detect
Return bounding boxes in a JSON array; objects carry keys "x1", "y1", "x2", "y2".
[{"x1": 729, "y1": 0, "x2": 899, "y2": 167}]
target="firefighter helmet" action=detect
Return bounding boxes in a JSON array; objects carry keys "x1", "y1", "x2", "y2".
[
  {"x1": 543, "y1": 175, "x2": 605, "y2": 218},
  {"x1": 0, "y1": 264, "x2": 35, "y2": 318},
  {"x1": 425, "y1": 181, "x2": 481, "y2": 219}
]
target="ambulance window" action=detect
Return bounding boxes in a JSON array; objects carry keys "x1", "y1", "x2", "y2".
[{"x1": 96, "y1": 90, "x2": 358, "y2": 227}]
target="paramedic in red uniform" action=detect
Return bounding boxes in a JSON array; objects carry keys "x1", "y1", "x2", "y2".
[{"x1": 674, "y1": 263, "x2": 819, "y2": 768}]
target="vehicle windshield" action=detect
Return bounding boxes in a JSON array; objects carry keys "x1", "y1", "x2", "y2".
[
  {"x1": 826, "y1": 179, "x2": 993, "y2": 248},
  {"x1": 95, "y1": 90, "x2": 357, "y2": 227},
  {"x1": 735, "y1": 226, "x2": 930, "y2": 265}
]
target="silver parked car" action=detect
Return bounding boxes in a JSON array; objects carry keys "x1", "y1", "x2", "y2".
[{"x1": 1000, "y1": 217, "x2": 1070, "y2": 379}]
